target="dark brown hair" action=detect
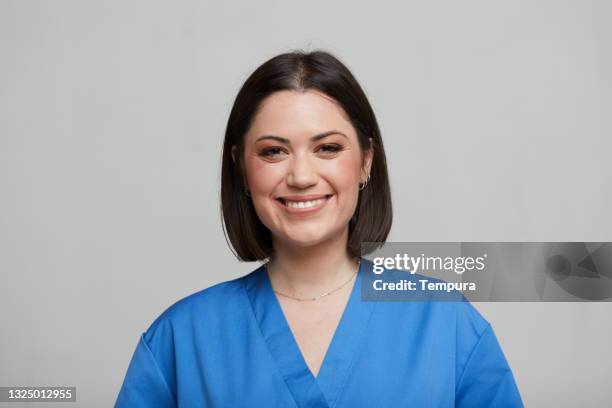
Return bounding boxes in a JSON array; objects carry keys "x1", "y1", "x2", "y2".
[{"x1": 220, "y1": 49, "x2": 392, "y2": 261}]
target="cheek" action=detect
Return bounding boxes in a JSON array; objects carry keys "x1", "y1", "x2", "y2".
[
  {"x1": 245, "y1": 158, "x2": 284, "y2": 193},
  {"x1": 326, "y1": 156, "x2": 361, "y2": 191}
]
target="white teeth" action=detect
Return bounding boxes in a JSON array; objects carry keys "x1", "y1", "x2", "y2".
[{"x1": 284, "y1": 198, "x2": 324, "y2": 209}]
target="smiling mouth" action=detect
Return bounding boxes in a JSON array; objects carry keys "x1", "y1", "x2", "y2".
[{"x1": 276, "y1": 195, "x2": 333, "y2": 209}]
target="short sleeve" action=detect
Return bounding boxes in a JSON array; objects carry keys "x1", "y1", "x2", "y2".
[
  {"x1": 456, "y1": 322, "x2": 524, "y2": 407},
  {"x1": 115, "y1": 317, "x2": 177, "y2": 408}
]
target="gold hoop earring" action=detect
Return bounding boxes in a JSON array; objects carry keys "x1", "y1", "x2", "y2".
[{"x1": 359, "y1": 173, "x2": 371, "y2": 191}]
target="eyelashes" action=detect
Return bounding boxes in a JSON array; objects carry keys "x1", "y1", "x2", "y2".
[
  {"x1": 319, "y1": 144, "x2": 342, "y2": 154},
  {"x1": 258, "y1": 144, "x2": 344, "y2": 158},
  {"x1": 259, "y1": 147, "x2": 284, "y2": 157}
]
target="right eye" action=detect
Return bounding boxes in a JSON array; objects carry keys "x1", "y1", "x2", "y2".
[{"x1": 259, "y1": 147, "x2": 285, "y2": 157}]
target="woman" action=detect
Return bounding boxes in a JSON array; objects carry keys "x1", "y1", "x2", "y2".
[{"x1": 115, "y1": 50, "x2": 523, "y2": 407}]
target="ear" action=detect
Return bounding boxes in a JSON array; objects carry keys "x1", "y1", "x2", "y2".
[
  {"x1": 231, "y1": 145, "x2": 237, "y2": 164},
  {"x1": 362, "y1": 138, "x2": 374, "y2": 180}
]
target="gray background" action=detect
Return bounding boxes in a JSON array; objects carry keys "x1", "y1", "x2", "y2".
[{"x1": 1, "y1": 0, "x2": 610, "y2": 407}]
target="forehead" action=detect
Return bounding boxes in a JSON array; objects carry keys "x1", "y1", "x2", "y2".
[{"x1": 246, "y1": 90, "x2": 356, "y2": 141}]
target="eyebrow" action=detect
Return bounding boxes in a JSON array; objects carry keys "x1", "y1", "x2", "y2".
[{"x1": 254, "y1": 130, "x2": 348, "y2": 144}]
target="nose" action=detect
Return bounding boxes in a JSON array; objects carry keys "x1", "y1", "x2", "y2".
[{"x1": 286, "y1": 152, "x2": 318, "y2": 188}]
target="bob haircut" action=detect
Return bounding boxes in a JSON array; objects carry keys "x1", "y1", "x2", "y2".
[{"x1": 221, "y1": 49, "x2": 393, "y2": 261}]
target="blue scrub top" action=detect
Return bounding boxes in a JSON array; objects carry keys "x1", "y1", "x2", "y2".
[{"x1": 116, "y1": 258, "x2": 523, "y2": 407}]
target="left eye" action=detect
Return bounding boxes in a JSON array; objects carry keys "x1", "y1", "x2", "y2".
[{"x1": 319, "y1": 144, "x2": 341, "y2": 153}]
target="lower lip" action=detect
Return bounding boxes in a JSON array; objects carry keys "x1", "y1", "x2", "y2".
[{"x1": 275, "y1": 195, "x2": 332, "y2": 216}]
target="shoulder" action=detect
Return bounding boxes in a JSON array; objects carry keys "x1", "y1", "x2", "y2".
[
  {"x1": 158, "y1": 277, "x2": 245, "y2": 319},
  {"x1": 118, "y1": 270, "x2": 259, "y2": 404},
  {"x1": 141, "y1": 268, "x2": 259, "y2": 344}
]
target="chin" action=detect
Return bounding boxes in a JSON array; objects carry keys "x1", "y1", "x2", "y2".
[
  {"x1": 283, "y1": 233, "x2": 329, "y2": 248},
  {"x1": 278, "y1": 224, "x2": 346, "y2": 249}
]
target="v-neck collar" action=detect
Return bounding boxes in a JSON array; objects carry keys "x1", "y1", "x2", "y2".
[{"x1": 242, "y1": 258, "x2": 374, "y2": 408}]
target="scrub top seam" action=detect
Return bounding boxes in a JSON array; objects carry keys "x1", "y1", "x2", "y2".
[
  {"x1": 455, "y1": 322, "x2": 492, "y2": 391},
  {"x1": 239, "y1": 273, "x2": 301, "y2": 408},
  {"x1": 329, "y1": 300, "x2": 378, "y2": 408},
  {"x1": 139, "y1": 332, "x2": 178, "y2": 403}
]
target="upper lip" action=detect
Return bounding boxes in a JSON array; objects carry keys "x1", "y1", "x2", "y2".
[{"x1": 277, "y1": 194, "x2": 331, "y2": 202}]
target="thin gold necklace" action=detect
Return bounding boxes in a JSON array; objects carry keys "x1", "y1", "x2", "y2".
[{"x1": 271, "y1": 258, "x2": 361, "y2": 302}]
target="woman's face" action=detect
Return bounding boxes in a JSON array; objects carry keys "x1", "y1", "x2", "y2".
[{"x1": 239, "y1": 90, "x2": 372, "y2": 250}]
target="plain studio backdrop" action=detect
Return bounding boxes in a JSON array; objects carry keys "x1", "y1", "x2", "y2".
[{"x1": 1, "y1": 1, "x2": 611, "y2": 407}]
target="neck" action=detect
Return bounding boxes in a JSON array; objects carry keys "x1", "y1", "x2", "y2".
[{"x1": 267, "y1": 227, "x2": 360, "y2": 298}]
